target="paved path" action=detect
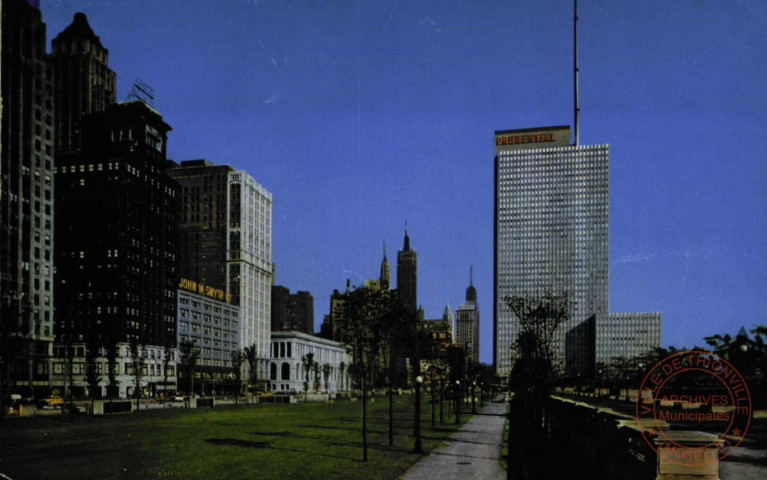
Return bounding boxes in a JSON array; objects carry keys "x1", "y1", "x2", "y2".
[{"x1": 401, "y1": 399, "x2": 506, "y2": 480}]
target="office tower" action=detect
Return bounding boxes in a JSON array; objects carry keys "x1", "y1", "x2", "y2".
[
  {"x1": 168, "y1": 161, "x2": 273, "y2": 378},
  {"x1": 166, "y1": 160, "x2": 232, "y2": 290},
  {"x1": 593, "y1": 313, "x2": 661, "y2": 366},
  {"x1": 1, "y1": 0, "x2": 56, "y2": 392},
  {"x1": 271, "y1": 286, "x2": 314, "y2": 334},
  {"x1": 380, "y1": 242, "x2": 391, "y2": 290},
  {"x1": 54, "y1": 101, "x2": 178, "y2": 397},
  {"x1": 494, "y1": 126, "x2": 609, "y2": 377},
  {"x1": 421, "y1": 305, "x2": 454, "y2": 359},
  {"x1": 456, "y1": 268, "x2": 480, "y2": 364},
  {"x1": 51, "y1": 12, "x2": 116, "y2": 154},
  {"x1": 396, "y1": 228, "x2": 417, "y2": 312}
]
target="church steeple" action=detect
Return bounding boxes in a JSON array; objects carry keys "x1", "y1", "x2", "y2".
[{"x1": 380, "y1": 241, "x2": 391, "y2": 290}]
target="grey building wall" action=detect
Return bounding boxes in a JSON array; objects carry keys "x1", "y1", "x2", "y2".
[{"x1": 177, "y1": 289, "x2": 240, "y2": 369}]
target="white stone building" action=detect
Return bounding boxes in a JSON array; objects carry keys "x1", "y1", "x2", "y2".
[{"x1": 269, "y1": 331, "x2": 352, "y2": 394}]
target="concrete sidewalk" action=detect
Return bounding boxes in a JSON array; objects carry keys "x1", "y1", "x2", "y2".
[{"x1": 401, "y1": 399, "x2": 507, "y2": 480}]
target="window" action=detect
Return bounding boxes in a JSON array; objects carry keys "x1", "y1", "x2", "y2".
[{"x1": 281, "y1": 363, "x2": 290, "y2": 380}]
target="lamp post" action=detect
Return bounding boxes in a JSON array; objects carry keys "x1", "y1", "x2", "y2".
[
  {"x1": 471, "y1": 381, "x2": 477, "y2": 414},
  {"x1": 454, "y1": 380, "x2": 461, "y2": 425},
  {"x1": 414, "y1": 375, "x2": 423, "y2": 453}
]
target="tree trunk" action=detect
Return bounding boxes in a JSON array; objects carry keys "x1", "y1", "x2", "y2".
[
  {"x1": 362, "y1": 376, "x2": 368, "y2": 462},
  {"x1": 388, "y1": 384, "x2": 394, "y2": 446}
]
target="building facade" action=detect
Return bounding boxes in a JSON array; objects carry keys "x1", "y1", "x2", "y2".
[
  {"x1": 54, "y1": 101, "x2": 178, "y2": 398},
  {"x1": 269, "y1": 331, "x2": 352, "y2": 394},
  {"x1": 594, "y1": 313, "x2": 662, "y2": 366},
  {"x1": 271, "y1": 286, "x2": 314, "y2": 334},
  {"x1": 494, "y1": 126, "x2": 609, "y2": 377},
  {"x1": 177, "y1": 283, "x2": 240, "y2": 369},
  {"x1": 167, "y1": 161, "x2": 273, "y2": 379},
  {"x1": 421, "y1": 305, "x2": 454, "y2": 359},
  {"x1": 51, "y1": 12, "x2": 116, "y2": 155},
  {"x1": 456, "y1": 271, "x2": 480, "y2": 364},
  {"x1": 1, "y1": 0, "x2": 56, "y2": 392}
]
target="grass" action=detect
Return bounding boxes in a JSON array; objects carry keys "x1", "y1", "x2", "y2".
[{"x1": 0, "y1": 395, "x2": 470, "y2": 480}]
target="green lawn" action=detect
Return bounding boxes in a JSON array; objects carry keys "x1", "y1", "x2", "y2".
[{"x1": 0, "y1": 395, "x2": 469, "y2": 480}]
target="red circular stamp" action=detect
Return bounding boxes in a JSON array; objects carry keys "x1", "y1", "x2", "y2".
[{"x1": 635, "y1": 350, "x2": 752, "y2": 467}]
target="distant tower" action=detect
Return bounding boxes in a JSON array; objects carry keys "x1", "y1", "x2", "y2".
[
  {"x1": 397, "y1": 226, "x2": 417, "y2": 313},
  {"x1": 379, "y1": 241, "x2": 391, "y2": 290},
  {"x1": 456, "y1": 266, "x2": 480, "y2": 364},
  {"x1": 51, "y1": 12, "x2": 117, "y2": 154},
  {"x1": 442, "y1": 305, "x2": 454, "y2": 339}
]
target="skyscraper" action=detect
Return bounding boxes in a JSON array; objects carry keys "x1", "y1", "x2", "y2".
[
  {"x1": 494, "y1": 126, "x2": 609, "y2": 377},
  {"x1": 456, "y1": 268, "x2": 480, "y2": 364},
  {"x1": 271, "y1": 285, "x2": 314, "y2": 334},
  {"x1": 379, "y1": 242, "x2": 391, "y2": 291},
  {"x1": 1, "y1": 0, "x2": 56, "y2": 392},
  {"x1": 54, "y1": 101, "x2": 178, "y2": 397},
  {"x1": 51, "y1": 12, "x2": 116, "y2": 154},
  {"x1": 396, "y1": 228, "x2": 417, "y2": 313},
  {"x1": 168, "y1": 160, "x2": 273, "y2": 379}
]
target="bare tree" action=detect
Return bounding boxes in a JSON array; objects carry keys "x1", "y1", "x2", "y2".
[
  {"x1": 322, "y1": 364, "x2": 331, "y2": 393},
  {"x1": 336, "y1": 286, "x2": 388, "y2": 462},
  {"x1": 105, "y1": 338, "x2": 120, "y2": 402},
  {"x1": 179, "y1": 339, "x2": 199, "y2": 397},
  {"x1": 231, "y1": 350, "x2": 243, "y2": 407},
  {"x1": 129, "y1": 340, "x2": 146, "y2": 410},
  {"x1": 504, "y1": 293, "x2": 568, "y2": 478},
  {"x1": 83, "y1": 333, "x2": 102, "y2": 413},
  {"x1": 302, "y1": 353, "x2": 315, "y2": 401},
  {"x1": 161, "y1": 344, "x2": 172, "y2": 405}
]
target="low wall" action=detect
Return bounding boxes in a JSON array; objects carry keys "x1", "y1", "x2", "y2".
[
  {"x1": 93, "y1": 400, "x2": 134, "y2": 415},
  {"x1": 547, "y1": 396, "x2": 657, "y2": 480},
  {"x1": 190, "y1": 397, "x2": 215, "y2": 408}
]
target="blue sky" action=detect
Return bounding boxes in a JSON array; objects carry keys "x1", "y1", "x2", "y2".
[{"x1": 42, "y1": 0, "x2": 767, "y2": 364}]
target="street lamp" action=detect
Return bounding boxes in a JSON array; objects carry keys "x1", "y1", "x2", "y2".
[
  {"x1": 471, "y1": 381, "x2": 476, "y2": 414},
  {"x1": 414, "y1": 375, "x2": 423, "y2": 453},
  {"x1": 454, "y1": 380, "x2": 461, "y2": 425}
]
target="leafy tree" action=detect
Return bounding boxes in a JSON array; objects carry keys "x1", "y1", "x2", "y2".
[
  {"x1": 129, "y1": 340, "x2": 146, "y2": 410},
  {"x1": 243, "y1": 344, "x2": 259, "y2": 392},
  {"x1": 179, "y1": 339, "x2": 199, "y2": 396},
  {"x1": 336, "y1": 286, "x2": 388, "y2": 462},
  {"x1": 505, "y1": 293, "x2": 568, "y2": 399},
  {"x1": 302, "y1": 353, "x2": 315, "y2": 401},
  {"x1": 504, "y1": 293, "x2": 569, "y2": 470}
]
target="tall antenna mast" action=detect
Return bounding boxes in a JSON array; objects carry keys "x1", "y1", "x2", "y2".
[{"x1": 574, "y1": 0, "x2": 580, "y2": 146}]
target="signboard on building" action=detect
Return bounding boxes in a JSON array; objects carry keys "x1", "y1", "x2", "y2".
[
  {"x1": 494, "y1": 126, "x2": 571, "y2": 155},
  {"x1": 179, "y1": 278, "x2": 232, "y2": 304}
]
